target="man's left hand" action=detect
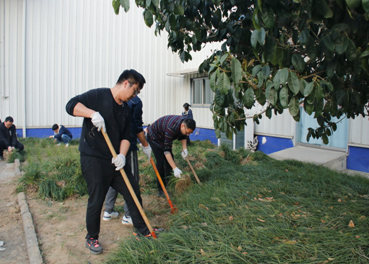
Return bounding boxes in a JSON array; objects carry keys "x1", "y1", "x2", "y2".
[
  {"x1": 181, "y1": 149, "x2": 188, "y2": 159},
  {"x1": 112, "y1": 154, "x2": 126, "y2": 171}
]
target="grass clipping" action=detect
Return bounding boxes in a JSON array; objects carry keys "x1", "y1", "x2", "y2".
[{"x1": 174, "y1": 173, "x2": 192, "y2": 195}]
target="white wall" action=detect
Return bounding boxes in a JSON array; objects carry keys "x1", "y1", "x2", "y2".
[
  {"x1": 349, "y1": 109, "x2": 369, "y2": 146},
  {"x1": 0, "y1": 0, "x2": 218, "y2": 129}
]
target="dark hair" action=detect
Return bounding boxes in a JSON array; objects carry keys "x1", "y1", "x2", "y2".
[
  {"x1": 5, "y1": 116, "x2": 13, "y2": 122},
  {"x1": 183, "y1": 119, "x2": 196, "y2": 130},
  {"x1": 52, "y1": 124, "x2": 59, "y2": 131},
  {"x1": 183, "y1": 103, "x2": 191, "y2": 110},
  {"x1": 116, "y1": 69, "x2": 144, "y2": 88}
]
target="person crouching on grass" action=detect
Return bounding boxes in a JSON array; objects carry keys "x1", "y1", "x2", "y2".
[
  {"x1": 65, "y1": 69, "x2": 162, "y2": 255},
  {"x1": 49, "y1": 124, "x2": 73, "y2": 147},
  {"x1": 146, "y1": 115, "x2": 196, "y2": 197}
]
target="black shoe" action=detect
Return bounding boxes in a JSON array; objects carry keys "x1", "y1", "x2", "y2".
[
  {"x1": 85, "y1": 238, "x2": 103, "y2": 254},
  {"x1": 157, "y1": 190, "x2": 171, "y2": 197},
  {"x1": 133, "y1": 228, "x2": 164, "y2": 240}
]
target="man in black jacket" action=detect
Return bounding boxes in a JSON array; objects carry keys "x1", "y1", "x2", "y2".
[
  {"x1": 49, "y1": 124, "x2": 73, "y2": 147},
  {"x1": 66, "y1": 69, "x2": 160, "y2": 255},
  {"x1": 0, "y1": 116, "x2": 24, "y2": 161}
]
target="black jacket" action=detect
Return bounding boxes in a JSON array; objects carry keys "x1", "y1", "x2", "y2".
[
  {"x1": 0, "y1": 122, "x2": 18, "y2": 147},
  {"x1": 66, "y1": 88, "x2": 132, "y2": 160}
]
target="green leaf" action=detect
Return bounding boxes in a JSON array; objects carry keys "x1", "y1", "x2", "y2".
[
  {"x1": 220, "y1": 54, "x2": 228, "y2": 65},
  {"x1": 215, "y1": 89, "x2": 225, "y2": 106},
  {"x1": 345, "y1": 39, "x2": 357, "y2": 61},
  {"x1": 315, "y1": 84, "x2": 324, "y2": 102},
  {"x1": 146, "y1": 0, "x2": 151, "y2": 6},
  {"x1": 363, "y1": 0, "x2": 369, "y2": 13},
  {"x1": 289, "y1": 96, "x2": 300, "y2": 116},
  {"x1": 279, "y1": 87, "x2": 289, "y2": 108},
  {"x1": 319, "y1": 0, "x2": 333, "y2": 18},
  {"x1": 299, "y1": 79, "x2": 306, "y2": 95},
  {"x1": 252, "y1": 65, "x2": 262, "y2": 76},
  {"x1": 265, "y1": 81, "x2": 274, "y2": 99},
  {"x1": 322, "y1": 134, "x2": 329, "y2": 145},
  {"x1": 304, "y1": 82, "x2": 314, "y2": 97},
  {"x1": 291, "y1": 54, "x2": 306, "y2": 73},
  {"x1": 280, "y1": 68, "x2": 289, "y2": 84},
  {"x1": 266, "y1": 107, "x2": 272, "y2": 119},
  {"x1": 243, "y1": 88, "x2": 255, "y2": 109},
  {"x1": 251, "y1": 30, "x2": 260, "y2": 49},
  {"x1": 255, "y1": 88, "x2": 266, "y2": 105},
  {"x1": 273, "y1": 71, "x2": 280, "y2": 89},
  {"x1": 174, "y1": 4, "x2": 184, "y2": 15},
  {"x1": 215, "y1": 129, "x2": 221, "y2": 138},
  {"x1": 262, "y1": 7, "x2": 275, "y2": 28},
  {"x1": 267, "y1": 88, "x2": 278, "y2": 105},
  {"x1": 287, "y1": 71, "x2": 300, "y2": 95},
  {"x1": 151, "y1": 0, "x2": 159, "y2": 7},
  {"x1": 360, "y1": 50, "x2": 369, "y2": 58},
  {"x1": 226, "y1": 128, "x2": 233, "y2": 140},
  {"x1": 231, "y1": 58, "x2": 242, "y2": 84},
  {"x1": 210, "y1": 73, "x2": 217, "y2": 92},
  {"x1": 143, "y1": 9, "x2": 153, "y2": 27},
  {"x1": 314, "y1": 99, "x2": 324, "y2": 118},
  {"x1": 304, "y1": 101, "x2": 314, "y2": 115},
  {"x1": 219, "y1": 72, "x2": 231, "y2": 95},
  {"x1": 261, "y1": 65, "x2": 270, "y2": 80},
  {"x1": 258, "y1": 28, "x2": 266, "y2": 46},
  {"x1": 336, "y1": 35, "x2": 349, "y2": 54},
  {"x1": 112, "y1": 0, "x2": 120, "y2": 14},
  {"x1": 120, "y1": 0, "x2": 130, "y2": 12},
  {"x1": 322, "y1": 35, "x2": 335, "y2": 52},
  {"x1": 345, "y1": 0, "x2": 361, "y2": 9}
]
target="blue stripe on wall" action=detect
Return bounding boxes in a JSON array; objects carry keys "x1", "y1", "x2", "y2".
[
  {"x1": 256, "y1": 135, "x2": 294, "y2": 154},
  {"x1": 16, "y1": 127, "x2": 217, "y2": 145},
  {"x1": 16, "y1": 127, "x2": 82, "y2": 139},
  {"x1": 347, "y1": 146, "x2": 369, "y2": 173}
]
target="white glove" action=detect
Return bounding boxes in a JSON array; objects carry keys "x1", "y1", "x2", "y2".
[
  {"x1": 112, "y1": 154, "x2": 126, "y2": 171},
  {"x1": 142, "y1": 145, "x2": 152, "y2": 160},
  {"x1": 91, "y1": 112, "x2": 106, "y2": 133},
  {"x1": 173, "y1": 167, "x2": 182, "y2": 178},
  {"x1": 181, "y1": 149, "x2": 188, "y2": 159}
]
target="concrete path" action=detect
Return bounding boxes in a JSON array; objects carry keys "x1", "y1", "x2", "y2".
[{"x1": 269, "y1": 145, "x2": 347, "y2": 171}]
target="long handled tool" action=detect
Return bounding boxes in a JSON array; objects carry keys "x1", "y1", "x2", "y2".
[
  {"x1": 102, "y1": 129, "x2": 157, "y2": 238},
  {"x1": 185, "y1": 157, "x2": 202, "y2": 185},
  {"x1": 150, "y1": 157, "x2": 178, "y2": 214}
]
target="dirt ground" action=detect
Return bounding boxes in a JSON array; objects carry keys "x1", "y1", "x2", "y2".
[
  {"x1": 0, "y1": 158, "x2": 171, "y2": 264},
  {"x1": 0, "y1": 160, "x2": 29, "y2": 264}
]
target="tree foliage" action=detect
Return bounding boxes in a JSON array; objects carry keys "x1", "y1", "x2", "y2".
[{"x1": 113, "y1": 0, "x2": 369, "y2": 142}]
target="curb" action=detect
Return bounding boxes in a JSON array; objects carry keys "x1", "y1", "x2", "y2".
[{"x1": 16, "y1": 160, "x2": 43, "y2": 264}]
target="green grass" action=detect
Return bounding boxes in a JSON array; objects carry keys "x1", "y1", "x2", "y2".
[
  {"x1": 107, "y1": 144, "x2": 369, "y2": 264},
  {"x1": 16, "y1": 138, "x2": 86, "y2": 201}
]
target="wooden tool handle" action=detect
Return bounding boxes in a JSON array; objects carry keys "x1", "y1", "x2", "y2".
[
  {"x1": 186, "y1": 157, "x2": 202, "y2": 185},
  {"x1": 102, "y1": 129, "x2": 156, "y2": 238}
]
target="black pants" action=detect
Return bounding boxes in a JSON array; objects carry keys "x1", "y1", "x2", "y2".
[
  {"x1": 80, "y1": 152, "x2": 149, "y2": 239},
  {"x1": 0, "y1": 140, "x2": 24, "y2": 157},
  {"x1": 147, "y1": 137, "x2": 174, "y2": 191}
]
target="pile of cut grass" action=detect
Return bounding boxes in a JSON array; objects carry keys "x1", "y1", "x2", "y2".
[
  {"x1": 16, "y1": 138, "x2": 86, "y2": 200},
  {"x1": 107, "y1": 145, "x2": 369, "y2": 263}
]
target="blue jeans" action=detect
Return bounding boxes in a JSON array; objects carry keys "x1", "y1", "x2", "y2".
[{"x1": 56, "y1": 134, "x2": 72, "y2": 144}]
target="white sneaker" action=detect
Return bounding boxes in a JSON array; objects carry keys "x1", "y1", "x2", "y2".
[
  {"x1": 103, "y1": 211, "x2": 119, "y2": 221},
  {"x1": 122, "y1": 214, "x2": 133, "y2": 225},
  {"x1": 56, "y1": 143, "x2": 61, "y2": 146},
  {"x1": 65, "y1": 143, "x2": 69, "y2": 147}
]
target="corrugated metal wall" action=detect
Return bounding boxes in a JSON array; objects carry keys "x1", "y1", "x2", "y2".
[
  {"x1": 0, "y1": 0, "x2": 217, "y2": 129},
  {"x1": 349, "y1": 110, "x2": 369, "y2": 146},
  {"x1": 0, "y1": 0, "x2": 24, "y2": 125}
]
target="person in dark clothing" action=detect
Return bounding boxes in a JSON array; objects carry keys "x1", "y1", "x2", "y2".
[
  {"x1": 146, "y1": 115, "x2": 196, "y2": 196},
  {"x1": 103, "y1": 79, "x2": 152, "y2": 226},
  {"x1": 49, "y1": 124, "x2": 73, "y2": 147},
  {"x1": 0, "y1": 116, "x2": 24, "y2": 161},
  {"x1": 182, "y1": 103, "x2": 193, "y2": 146},
  {"x1": 65, "y1": 69, "x2": 161, "y2": 255}
]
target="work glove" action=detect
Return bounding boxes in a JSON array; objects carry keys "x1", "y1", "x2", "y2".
[
  {"x1": 91, "y1": 112, "x2": 106, "y2": 133},
  {"x1": 173, "y1": 167, "x2": 183, "y2": 178},
  {"x1": 142, "y1": 145, "x2": 152, "y2": 160},
  {"x1": 181, "y1": 149, "x2": 188, "y2": 159},
  {"x1": 112, "y1": 154, "x2": 126, "y2": 171}
]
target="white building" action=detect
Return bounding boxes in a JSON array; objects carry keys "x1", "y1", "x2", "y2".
[{"x1": 1, "y1": 0, "x2": 368, "y2": 173}]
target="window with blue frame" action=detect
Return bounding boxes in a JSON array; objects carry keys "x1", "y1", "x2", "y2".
[{"x1": 191, "y1": 78, "x2": 213, "y2": 106}]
